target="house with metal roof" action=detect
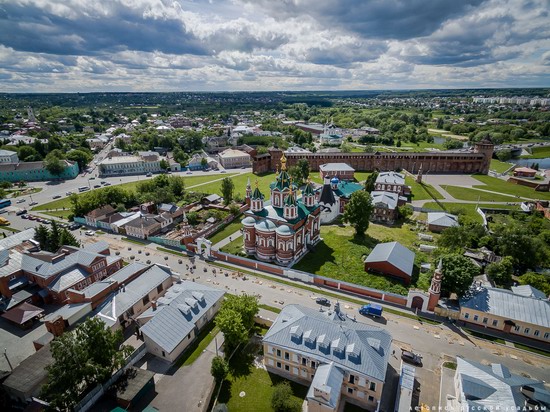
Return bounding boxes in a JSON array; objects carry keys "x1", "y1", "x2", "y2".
[
  {"x1": 263, "y1": 304, "x2": 392, "y2": 411},
  {"x1": 137, "y1": 280, "x2": 225, "y2": 363},
  {"x1": 370, "y1": 191, "x2": 400, "y2": 225},
  {"x1": 427, "y1": 212, "x2": 459, "y2": 233},
  {"x1": 458, "y1": 286, "x2": 550, "y2": 343},
  {"x1": 319, "y1": 163, "x2": 355, "y2": 180},
  {"x1": 364, "y1": 241, "x2": 415, "y2": 285},
  {"x1": 374, "y1": 172, "x2": 410, "y2": 196},
  {"x1": 94, "y1": 265, "x2": 174, "y2": 329},
  {"x1": 446, "y1": 357, "x2": 550, "y2": 410}
]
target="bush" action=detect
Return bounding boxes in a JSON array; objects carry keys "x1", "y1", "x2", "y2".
[
  {"x1": 271, "y1": 381, "x2": 301, "y2": 412},
  {"x1": 211, "y1": 356, "x2": 229, "y2": 382}
]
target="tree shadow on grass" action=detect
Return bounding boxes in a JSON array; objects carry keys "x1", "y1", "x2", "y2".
[
  {"x1": 216, "y1": 379, "x2": 233, "y2": 406},
  {"x1": 228, "y1": 342, "x2": 259, "y2": 378},
  {"x1": 293, "y1": 240, "x2": 336, "y2": 274},
  {"x1": 267, "y1": 372, "x2": 309, "y2": 399}
]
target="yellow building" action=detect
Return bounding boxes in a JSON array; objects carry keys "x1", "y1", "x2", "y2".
[
  {"x1": 459, "y1": 285, "x2": 550, "y2": 343},
  {"x1": 263, "y1": 304, "x2": 391, "y2": 411}
]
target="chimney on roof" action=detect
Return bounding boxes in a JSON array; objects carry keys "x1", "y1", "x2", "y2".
[
  {"x1": 152, "y1": 300, "x2": 157, "y2": 311},
  {"x1": 121, "y1": 283, "x2": 125, "y2": 292}
]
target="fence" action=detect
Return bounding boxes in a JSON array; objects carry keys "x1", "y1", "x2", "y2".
[{"x1": 74, "y1": 344, "x2": 147, "y2": 412}]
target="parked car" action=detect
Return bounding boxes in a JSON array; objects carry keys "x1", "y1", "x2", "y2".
[
  {"x1": 93, "y1": 184, "x2": 101, "y2": 188},
  {"x1": 15, "y1": 209, "x2": 27, "y2": 216},
  {"x1": 66, "y1": 191, "x2": 73, "y2": 196},
  {"x1": 21, "y1": 214, "x2": 29, "y2": 219},
  {"x1": 16, "y1": 199, "x2": 26, "y2": 204},
  {"x1": 145, "y1": 252, "x2": 150, "y2": 256},
  {"x1": 164, "y1": 256, "x2": 169, "y2": 260},
  {"x1": 68, "y1": 223, "x2": 81, "y2": 230},
  {"x1": 29, "y1": 201, "x2": 38, "y2": 206},
  {"x1": 315, "y1": 297, "x2": 331, "y2": 306},
  {"x1": 401, "y1": 350, "x2": 423, "y2": 366},
  {"x1": 52, "y1": 195, "x2": 61, "y2": 199},
  {"x1": 89, "y1": 177, "x2": 96, "y2": 180},
  {"x1": 104, "y1": 182, "x2": 111, "y2": 186},
  {"x1": 85, "y1": 230, "x2": 95, "y2": 236},
  {"x1": 178, "y1": 259, "x2": 182, "y2": 264},
  {"x1": 359, "y1": 304, "x2": 383, "y2": 318},
  {"x1": 186, "y1": 171, "x2": 192, "y2": 174},
  {"x1": 146, "y1": 172, "x2": 153, "y2": 177},
  {"x1": 146, "y1": 260, "x2": 151, "y2": 264}
]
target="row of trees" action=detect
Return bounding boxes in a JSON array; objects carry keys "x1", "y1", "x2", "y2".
[{"x1": 34, "y1": 222, "x2": 79, "y2": 252}]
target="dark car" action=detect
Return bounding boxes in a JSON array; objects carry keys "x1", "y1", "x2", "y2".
[
  {"x1": 315, "y1": 297, "x2": 331, "y2": 306},
  {"x1": 401, "y1": 350, "x2": 422, "y2": 366},
  {"x1": 15, "y1": 209, "x2": 27, "y2": 216}
]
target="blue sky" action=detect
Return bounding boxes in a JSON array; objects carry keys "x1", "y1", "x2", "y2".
[{"x1": 0, "y1": 0, "x2": 549, "y2": 92}]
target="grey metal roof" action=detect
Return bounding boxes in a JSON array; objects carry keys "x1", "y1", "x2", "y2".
[
  {"x1": 139, "y1": 281, "x2": 225, "y2": 354},
  {"x1": 371, "y1": 191, "x2": 398, "y2": 210},
  {"x1": 109, "y1": 262, "x2": 149, "y2": 284},
  {"x1": 0, "y1": 229, "x2": 35, "y2": 250},
  {"x1": 95, "y1": 265, "x2": 172, "y2": 327},
  {"x1": 364, "y1": 242, "x2": 415, "y2": 277},
  {"x1": 21, "y1": 243, "x2": 107, "y2": 280},
  {"x1": 460, "y1": 287, "x2": 550, "y2": 328},
  {"x1": 263, "y1": 305, "x2": 392, "y2": 381},
  {"x1": 0, "y1": 250, "x2": 23, "y2": 279},
  {"x1": 511, "y1": 285, "x2": 547, "y2": 300},
  {"x1": 82, "y1": 240, "x2": 109, "y2": 254},
  {"x1": 375, "y1": 171, "x2": 405, "y2": 185},
  {"x1": 48, "y1": 267, "x2": 89, "y2": 293},
  {"x1": 427, "y1": 212, "x2": 459, "y2": 228},
  {"x1": 43, "y1": 302, "x2": 91, "y2": 322},
  {"x1": 3, "y1": 344, "x2": 52, "y2": 395},
  {"x1": 306, "y1": 362, "x2": 344, "y2": 409},
  {"x1": 456, "y1": 357, "x2": 549, "y2": 409},
  {"x1": 319, "y1": 163, "x2": 355, "y2": 172}
]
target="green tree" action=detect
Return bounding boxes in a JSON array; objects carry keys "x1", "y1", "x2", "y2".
[
  {"x1": 168, "y1": 176, "x2": 185, "y2": 198},
  {"x1": 201, "y1": 157, "x2": 208, "y2": 168},
  {"x1": 48, "y1": 221, "x2": 61, "y2": 251},
  {"x1": 271, "y1": 381, "x2": 301, "y2": 412},
  {"x1": 288, "y1": 165, "x2": 302, "y2": 185},
  {"x1": 441, "y1": 254, "x2": 479, "y2": 297},
  {"x1": 364, "y1": 171, "x2": 379, "y2": 192},
  {"x1": 59, "y1": 229, "x2": 80, "y2": 248},
  {"x1": 160, "y1": 159, "x2": 170, "y2": 170},
  {"x1": 187, "y1": 212, "x2": 200, "y2": 225},
  {"x1": 443, "y1": 138, "x2": 463, "y2": 150},
  {"x1": 34, "y1": 225, "x2": 50, "y2": 250},
  {"x1": 41, "y1": 317, "x2": 132, "y2": 411},
  {"x1": 297, "y1": 159, "x2": 310, "y2": 182},
  {"x1": 210, "y1": 356, "x2": 229, "y2": 382},
  {"x1": 67, "y1": 149, "x2": 93, "y2": 170},
  {"x1": 486, "y1": 256, "x2": 513, "y2": 287},
  {"x1": 45, "y1": 152, "x2": 66, "y2": 176},
  {"x1": 496, "y1": 149, "x2": 512, "y2": 162},
  {"x1": 220, "y1": 177, "x2": 234, "y2": 206},
  {"x1": 518, "y1": 272, "x2": 550, "y2": 296},
  {"x1": 229, "y1": 203, "x2": 241, "y2": 216},
  {"x1": 215, "y1": 294, "x2": 259, "y2": 350},
  {"x1": 342, "y1": 191, "x2": 373, "y2": 237}
]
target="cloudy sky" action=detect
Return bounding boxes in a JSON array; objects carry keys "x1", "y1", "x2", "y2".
[{"x1": 0, "y1": 0, "x2": 549, "y2": 92}]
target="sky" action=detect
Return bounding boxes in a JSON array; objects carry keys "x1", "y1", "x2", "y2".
[{"x1": 0, "y1": 0, "x2": 549, "y2": 92}]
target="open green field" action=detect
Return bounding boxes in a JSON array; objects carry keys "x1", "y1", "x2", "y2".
[
  {"x1": 208, "y1": 220, "x2": 243, "y2": 245},
  {"x1": 221, "y1": 237, "x2": 245, "y2": 256},
  {"x1": 440, "y1": 185, "x2": 517, "y2": 202},
  {"x1": 521, "y1": 146, "x2": 550, "y2": 159},
  {"x1": 293, "y1": 223, "x2": 434, "y2": 295},
  {"x1": 422, "y1": 202, "x2": 522, "y2": 223},
  {"x1": 32, "y1": 172, "x2": 239, "y2": 212},
  {"x1": 217, "y1": 342, "x2": 308, "y2": 412},
  {"x1": 197, "y1": 172, "x2": 276, "y2": 199},
  {"x1": 406, "y1": 177, "x2": 445, "y2": 201},
  {"x1": 472, "y1": 175, "x2": 550, "y2": 200},
  {"x1": 490, "y1": 159, "x2": 514, "y2": 174}
]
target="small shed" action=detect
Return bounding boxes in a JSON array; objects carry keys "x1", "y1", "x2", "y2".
[
  {"x1": 427, "y1": 212, "x2": 459, "y2": 233},
  {"x1": 364, "y1": 241, "x2": 415, "y2": 285},
  {"x1": 115, "y1": 367, "x2": 155, "y2": 409},
  {"x1": 202, "y1": 194, "x2": 222, "y2": 205}
]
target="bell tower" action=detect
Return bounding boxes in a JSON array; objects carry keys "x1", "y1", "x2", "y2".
[{"x1": 428, "y1": 259, "x2": 443, "y2": 311}]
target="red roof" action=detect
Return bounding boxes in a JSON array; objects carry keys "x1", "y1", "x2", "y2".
[
  {"x1": 1, "y1": 302, "x2": 44, "y2": 324},
  {"x1": 514, "y1": 167, "x2": 537, "y2": 173}
]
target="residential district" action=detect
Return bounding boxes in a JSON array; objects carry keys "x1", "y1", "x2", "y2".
[{"x1": 0, "y1": 91, "x2": 549, "y2": 412}]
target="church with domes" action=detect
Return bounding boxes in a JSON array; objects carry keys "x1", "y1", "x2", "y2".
[{"x1": 241, "y1": 154, "x2": 322, "y2": 266}]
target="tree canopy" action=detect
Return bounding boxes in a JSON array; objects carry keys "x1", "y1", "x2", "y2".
[
  {"x1": 34, "y1": 222, "x2": 79, "y2": 252},
  {"x1": 342, "y1": 190, "x2": 373, "y2": 237},
  {"x1": 44, "y1": 152, "x2": 66, "y2": 176},
  {"x1": 486, "y1": 256, "x2": 513, "y2": 288},
  {"x1": 214, "y1": 294, "x2": 259, "y2": 350},
  {"x1": 220, "y1": 177, "x2": 234, "y2": 206},
  {"x1": 364, "y1": 171, "x2": 379, "y2": 193},
  {"x1": 41, "y1": 317, "x2": 132, "y2": 411},
  {"x1": 441, "y1": 253, "x2": 479, "y2": 297},
  {"x1": 210, "y1": 356, "x2": 229, "y2": 383},
  {"x1": 271, "y1": 381, "x2": 301, "y2": 412}
]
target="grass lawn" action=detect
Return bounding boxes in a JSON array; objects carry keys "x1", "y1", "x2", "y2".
[
  {"x1": 197, "y1": 172, "x2": 276, "y2": 199},
  {"x1": 422, "y1": 202, "x2": 521, "y2": 223},
  {"x1": 208, "y1": 219, "x2": 243, "y2": 245},
  {"x1": 217, "y1": 342, "x2": 308, "y2": 412},
  {"x1": 472, "y1": 175, "x2": 550, "y2": 200},
  {"x1": 175, "y1": 322, "x2": 220, "y2": 367},
  {"x1": 122, "y1": 237, "x2": 148, "y2": 245},
  {"x1": 440, "y1": 185, "x2": 517, "y2": 202},
  {"x1": 490, "y1": 159, "x2": 514, "y2": 174},
  {"x1": 259, "y1": 303, "x2": 282, "y2": 314},
  {"x1": 220, "y1": 237, "x2": 245, "y2": 256},
  {"x1": 406, "y1": 177, "x2": 444, "y2": 200},
  {"x1": 521, "y1": 145, "x2": 550, "y2": 159},
  {"x1": 32, "y1": 173, "x2": 238, "y2": 212},
  {"x1": 293, "y1": 223, "x2": 432, "y2": 295},
  {"x1": 43, "y1": 210, "x2": 73, "y2": 220}
]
